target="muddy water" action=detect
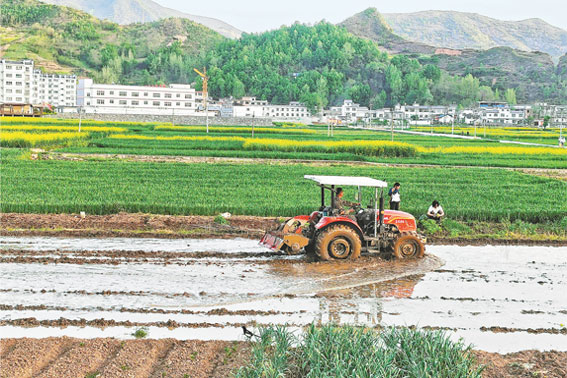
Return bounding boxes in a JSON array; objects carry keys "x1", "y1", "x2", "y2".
[{"x1": 1, "y1": 237, "x2": 566, "y2": 353}]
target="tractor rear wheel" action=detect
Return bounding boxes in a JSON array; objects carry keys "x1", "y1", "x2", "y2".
[
  {"x1": 393, "y1": 232, "x2": 425, "y2": 259},
  {"x1": 315, "y1": 224, "x2": 361, "y2": 261}
]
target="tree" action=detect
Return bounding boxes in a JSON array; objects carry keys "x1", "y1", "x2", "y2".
[
  {"x1": 232, "y1": 78, "x2": 245, "y2": 98},
  {"x1": 385, "y1": 64, "x2": 403, "y2": 106},
  {"x1": 350, "y1": 84, "x2": 371, "y2": 107},
  {"x1": 100, "y1": 44, "x2": 119, "y2": 67},
  {"x1": 370, "y1": 91, "x2": 387, "y2": 109},
  {"x1": 423, "y1": 64, "x2": 441, "y2": 82},
  {"x1": 504, "y1": 88, "x2": 517, "y2": 105}
]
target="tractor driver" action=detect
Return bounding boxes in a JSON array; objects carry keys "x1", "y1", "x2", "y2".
[{"x1": 335, "y1": 188, "x2": 359, "y2": 217}]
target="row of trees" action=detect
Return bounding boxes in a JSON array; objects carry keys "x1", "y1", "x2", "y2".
[{"x1": 79, "y1": 22, "x2": 526, "y2": 112}]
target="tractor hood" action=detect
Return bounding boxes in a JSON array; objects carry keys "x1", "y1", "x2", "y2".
[{"x1": 383, "y1": 210, "x2": 417, "y2": 232}]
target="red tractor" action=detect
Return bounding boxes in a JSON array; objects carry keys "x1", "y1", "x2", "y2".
[{"x1": 260, "y1": 175, "x2": 426, "y2": 260}]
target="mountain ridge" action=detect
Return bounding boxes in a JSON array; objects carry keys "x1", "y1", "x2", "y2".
[
  {"x1": 382, "y1": 9, "x2": 567, "y2": 59},
  {"x1": 39, "y1": 0, "x2": 242, "y2": 39}
]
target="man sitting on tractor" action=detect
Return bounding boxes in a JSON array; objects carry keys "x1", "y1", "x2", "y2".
[{"x1": 335, "y1": 188, "x2": 359, "y2": 217}]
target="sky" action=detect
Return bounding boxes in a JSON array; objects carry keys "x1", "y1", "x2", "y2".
[{"x1": 156, "y1": 0, "x2": 567, "y2": 32}]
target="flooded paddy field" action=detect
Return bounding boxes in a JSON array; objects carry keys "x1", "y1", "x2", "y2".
[{"x1": 1, "y1": 237, "x2": 566, "y2": 354}]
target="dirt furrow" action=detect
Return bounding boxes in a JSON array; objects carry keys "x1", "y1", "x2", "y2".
[
  {"x1": 98, "y1": 339, "x2": 174, "y2": 378},
  {"x1": 0, "y1": 304, "x2": 284, "y2": 316},
  {"x1": 0, "y1": 318, "x2": 251, "y2": 329},
  {"x1": 147, "y1": 340, "x2": 225, "y2": 378},
  {"x1": 0, "y1": 249, "x2": 278, "y2": 260},
  {"x1": 0, "y1": 339, "x2": 18, "y2": 358},
  {"x1": 35, "y1": 339, "x2": 120, "y2": 378},
  {"x1": 210, "y1": 342, "x2": 253, "y2": 378},
  {"x1": 0, "y1": 337, "x2": 76, "y2": 378}
]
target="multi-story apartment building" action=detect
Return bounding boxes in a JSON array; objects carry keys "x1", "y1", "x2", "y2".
[
  {"x1": 0, "y1": 59, "x2": 76, "y2": 107},
  {"x1": 265, "y1": 101, "x2": 310, "y2": 119},
  {"x1": 77, "y1": 78, "x2": 196, "y2": 115},
  {"x1": 230, "y1": 99, "x2": 311, "y2": 120}
]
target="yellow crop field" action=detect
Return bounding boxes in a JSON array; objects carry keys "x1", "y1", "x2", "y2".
[
  {"x1": 154, "y1": 125, "x2": 317, "y2": 134},
  {"x1": 0, "y1": 125, "x2": 126, "y2": 133},
  {"x1": 1, "y1": 131, "x2": 88, "y2": 147},
  {"x1": 243, "y1": 138, "x2": 417, "y2": 157},
  {"x1": 0, "y1": 117, "x2": 169, "y2": 127},
  {"x1": 419, "y1": 145, "x2": 567, "y2": 156},
  {"x1": 411, "y1": 126, "x2": 560, "y2": 138},
  {"x1": 109, "y1": 134, "x2": 246, "y2": 142}
]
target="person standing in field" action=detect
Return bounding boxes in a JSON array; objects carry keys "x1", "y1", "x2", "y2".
[{"x1": 388, "y1": 182, "x2": 401, "y2": 210}]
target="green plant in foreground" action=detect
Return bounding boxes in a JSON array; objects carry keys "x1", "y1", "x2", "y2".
[
  {"x1": 442, "y1": 218, "x2": 473, "y2": 237},
  {"x1": 85, "y1": 372, "x2": 100, "y2": 378},
  {"x1": 214, "y1": 214, "x2": 229, "y2": 225},
  {"x1": 132, "y1": 327, "x2": 148, "y2": 339},
  {"x1": 235, "y1": 325, "x2": 484, "y2": 378},
  {"x1": 419, "y1": 218, "x2": 442, "y2": 235}
]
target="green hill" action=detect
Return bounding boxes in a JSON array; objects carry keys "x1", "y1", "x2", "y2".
[
  {"x1": 2, "y1": 0, "x2": 566, "y2": 106},
  {"x1": 0, "y1": 0, "x2": 223, "y2": 83},
  {"x1": 40, "y1": 0, "x2": 242, "y2": 38}
]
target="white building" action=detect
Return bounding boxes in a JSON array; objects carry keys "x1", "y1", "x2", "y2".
[
  {"x1": 479, "y1": 106, "x2": 531, "y2": 125},
  {"x1": 0, "y1": 59, "x2": 76, "y2": 107},
  {"x1": 77, "y1": 78, "x2": 197, "y2": 115},
  {"x1": 265, "y1": 101, "x2": 310, "y2": 120},
  {"x1": 230, "y1": 99, "x2": 311, "y2": 121}
]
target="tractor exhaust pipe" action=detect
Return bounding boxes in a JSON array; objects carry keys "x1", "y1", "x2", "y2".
[{"x1": 379, "y1": 190, "x2": 384, "y2": 226}]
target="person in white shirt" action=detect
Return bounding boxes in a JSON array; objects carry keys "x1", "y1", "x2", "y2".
[
  {"x1": 427, "y1": 200, "x2": 445, "y2": 221},
  {"x1": 388, "y1": 182, "x2": 401, "y2": 210}
]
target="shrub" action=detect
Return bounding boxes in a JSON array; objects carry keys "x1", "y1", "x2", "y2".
[
  {"x1": 419, "y1": 218, "x2": 442, "y2": 235},
  {"x1": 214, "y1": 214, "x2": 229, "y2": 225},
  {"x1": 132, "y1": 327, "x2": 148, "y2": 339}
]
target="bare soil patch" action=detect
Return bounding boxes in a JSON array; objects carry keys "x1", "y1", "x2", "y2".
[
  {"x1": 476, "y1": 350, "x2": 567, "y2": 378},
  {"x1": 0, "y1": 338, "x2": 251, "y2": 378},
  {"x1": 1, "y1": 339, "x2": 564, "y2": 378},
  {"x1": 0, "y1": 212, "x2": 271, "y2": 239},
  {"x1": 2, "y1": 212, "x2": 566, "y2": 246}
]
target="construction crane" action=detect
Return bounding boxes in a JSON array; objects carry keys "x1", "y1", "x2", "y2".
[{"x1": 193, "y1": 67, "x2": 209, "y2": 133}]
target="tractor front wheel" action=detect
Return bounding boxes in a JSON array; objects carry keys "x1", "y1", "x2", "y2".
[
  {"x1": 393, "y1": 233, "x2": 425, "y2": 259},
  {"x1": 315, "y1": 225, "x2": 361, "y2": 261}
]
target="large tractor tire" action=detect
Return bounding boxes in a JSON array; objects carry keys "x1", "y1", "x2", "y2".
[
  {"x1": 393, "y1": 232, "x2": 425, "y2": 259},
  {"x1": 315, "y1": 224, "x2": 361, "y2": 261}
]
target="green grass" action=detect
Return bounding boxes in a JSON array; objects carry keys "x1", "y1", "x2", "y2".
[
  {"x1": 235, "y1": 325, "x2": 483, "y2": 378},
  {"x1": 2, "y1": 149, "x2": 565, "y2": 223}
]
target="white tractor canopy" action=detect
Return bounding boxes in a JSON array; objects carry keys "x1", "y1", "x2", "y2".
[{"x1": 304, "y1": 175, "x2": 388, "y2": 188}]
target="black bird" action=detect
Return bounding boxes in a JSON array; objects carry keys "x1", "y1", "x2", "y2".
[{"x1": 242, "y1": 326, "x2": 259, "y2": 338}]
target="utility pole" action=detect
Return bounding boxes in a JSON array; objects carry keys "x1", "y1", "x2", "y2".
[
  {"x1": 390, "y1": 110, "x2": 394, "y2": 142},
  {"x1": 451, "y1": 106, "x2": 455, "y2": 135},
  {"x1": 77, "y1": 106, "x2": 84, "y2": 133},
  {"x1": 194, "y1": 67, "x2": 209, "y2": 133}
]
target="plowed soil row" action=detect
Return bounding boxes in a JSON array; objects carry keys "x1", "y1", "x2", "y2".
[
  {"x1": 3, "y1": 213, "x2": 566, "y2": 246},
  {"x1": 0, "y1": 338, "x2": 249, "y2": 378},
  {"x1": 1, "y1": 338, "x2": 566, "y2": 378},
  {"x1": 0, "y1": 213, "x2": 271, "y2": 239}
]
